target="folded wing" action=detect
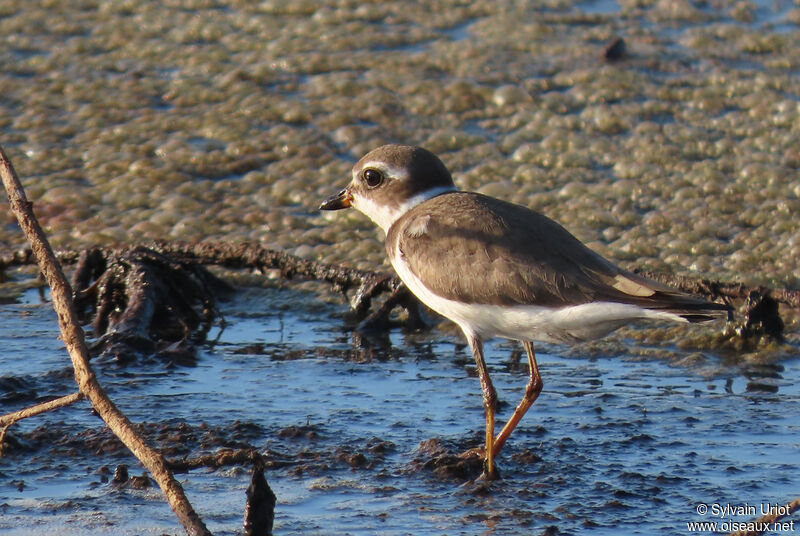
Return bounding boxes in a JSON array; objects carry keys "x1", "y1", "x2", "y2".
[{"x1": 387, "y1": 192, "x2": 729, "y2": 321}]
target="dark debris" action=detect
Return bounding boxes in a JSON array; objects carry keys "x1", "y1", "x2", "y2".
[
  {"x1": 604, "y1": 36, "x2": 626, "y2": 61},
  {"x1": 406, "y1": 437, "x2": 485, "y2": 482},
  {"x1": 244, "y1": 453, "x2": 276, "y2": 536},
  {"x1": 736, "y1": 289, "x2": 784, "y2": 340},
  {"x1": 71, "y1": 246, "x2": 232, "y2": 364}
]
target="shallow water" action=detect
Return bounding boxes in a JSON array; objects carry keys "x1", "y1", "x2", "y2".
[{"x1": 1, "y1": 285, "x2": 797, "y2": 535}]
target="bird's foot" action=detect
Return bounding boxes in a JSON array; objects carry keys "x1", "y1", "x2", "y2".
[
  {"x1": 458, "y1": 447, "x2": 500, "y2": 480},
  {"x1": 478, "y1": 461, "x2": 501, "y2": 481}
]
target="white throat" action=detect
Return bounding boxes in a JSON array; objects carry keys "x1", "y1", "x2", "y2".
[{"x1": 352, "y1": 185, "x2": 456, "y2": 233}]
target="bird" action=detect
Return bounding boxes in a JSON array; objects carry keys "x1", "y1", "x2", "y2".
[{"x1": 320, "y1": 144, "x2": 730, "y2": 480}]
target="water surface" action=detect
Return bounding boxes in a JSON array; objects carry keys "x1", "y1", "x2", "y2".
[{"x1": 1, "y1": 285, "x2": 797, "y2": 535}]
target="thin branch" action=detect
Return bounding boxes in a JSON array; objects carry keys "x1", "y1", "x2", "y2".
[
  {"x1": 0, "y1": 391, "x2": 83, "y2": 428},
  {"x1": 149, "y1": 239, "x2": 403, "y2": 314},
  {"x1": 0, "y1": 392, "x2": 84, "y2": 455},
  {"x1": 0, "y1": 146, "x2": 212, "y2": 536},
  {"x1": 169, "y1": 448, "x2": 263, "y2": 473}
]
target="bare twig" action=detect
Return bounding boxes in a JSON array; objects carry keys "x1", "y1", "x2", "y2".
[
  {"x1": 2, "y1": 240, "x2": 422, "y2": 328},
  {"x1": 148, "y1": 240, "x2": 404, "y2": 315},
  {"x1": 0, "y1": 146, "x2": 212, "y2": 536},
  {"x1": 0, "y1": 392, "x2": 84, "y2": 455},
  {"x1": 169, "y1": 448, "x2": 263, "y2": 473},
  {"x1": 0, "y1": 392, "x2": 84, "y2": 429}
]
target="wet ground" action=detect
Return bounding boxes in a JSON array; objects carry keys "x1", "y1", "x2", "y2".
[
  {"x1": 0, "y1": 283, "x2": 798, "y2": 535},
  {"x1": 2, "y1": 0, "x2": 800, "y2": 534}
]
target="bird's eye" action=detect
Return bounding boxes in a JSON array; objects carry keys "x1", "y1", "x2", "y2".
[{"x1": 363, "y1": 168, "x2": 383, "y2": 188}]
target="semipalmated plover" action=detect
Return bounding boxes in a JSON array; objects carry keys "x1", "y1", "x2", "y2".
[{"x1": 320, "y1": 144, "x2": 730, "y2": 480}]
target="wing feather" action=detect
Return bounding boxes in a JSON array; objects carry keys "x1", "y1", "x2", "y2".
[{"x1": 387, "y1": 192, "x2": 728, "y2": 320}]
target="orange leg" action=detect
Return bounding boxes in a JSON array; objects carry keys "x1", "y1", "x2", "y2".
[
  {"x1": 465, "y1": 333, "x2": 499, "y2": 480},
  {"x1": 493, "y1": 340, "x2": 543, "y2": 455}
]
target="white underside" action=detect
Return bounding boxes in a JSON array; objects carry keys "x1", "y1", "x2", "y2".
[{"x1": 391, "y1": 247, "x2": 687, "y2": 344}]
